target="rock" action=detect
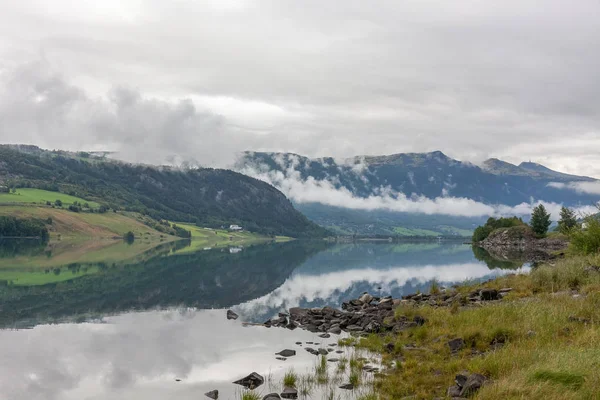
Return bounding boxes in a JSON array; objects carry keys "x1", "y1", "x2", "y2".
[
  {"x1": 526, "y1": 330, "x2": 536, "y2": 337},
  {"x1": 318, "y1": 333, "x2": 331, "y2": 338},
  {"x1": 345, "y1": 325, "x2": 363, "y2": 332},
  {"x1": 280, "y1": 386, "x2": 298, "y2": 399},
  {"x1": 499, "y1": 287, "x2": 513, "y2": 293},
  {"x1": 455, "y1": 373, "x2": 468, "y2": 387},
  {"x1": 226, "y1": 310, "x2": 239, "y2": 320},
  {"x1": 286, "y1": 322, "x2": 298, "y2": 330},
  {"x1": 232, "y1": 372, "x2": 264, "y2": 389},
  {"x1": 479, "y1": 289, "x2": 499, "y2": 301},
  {"x1": 339, "y1": 383, "x2": 354, "y2": 390},
  {"x1": 448, "y1": 338, "x2": 465, "y2": 353},
  {"x1": 295, "y1": 342, "x2": 302, "y2": 345},
  {"x1": 447, "y1": 386, "x2": 461, "y2": 397},
  {"x1": 359, "y1": 292, "x2": 374, "y2": 304},
  {"x1": 327, "y1": 325, "x2": 342, "y2": 335},
  {"x1": 305, "y1": 347, "x2": 318, "y2": 355},
  {"x1": 205, "y1": 390, "x2": 219, "y2": 399},
  {"x1": 385, "y1": 342, "x2": 395, "y2": 353},
  {"x1": 318, "y1": 348, "x2": 329, "y2": 355},
  {"x1": 276, "y1": 349, "x2": 296, "y2": 357},
  {"x1": 336, "y1": 350, "x2": 344, "y2": 354},
  {"x1": 275, "y1": 357, "x2": 287, "y2": 361},
  {"x1": 459, "y1": 373, "x2": 486, "y2": 396},
  {"x1": 568, "y1": 315, "x2": 591, "y2": 324},
  {"x1": 413, "y1": 315, "x2": 426, "y2": 326},
  {"x1": 263, "y1": 393, "x2": 281, "y2": 400},
  {"x1": 364, "y1": 321, "x2": 381, "y2": 333},
  {"x1": 175, "y1": 379, "x2": 181, "y2": 382},
  {"x1": 328, "y1": 358, "x2": 340, "y2": 362}
]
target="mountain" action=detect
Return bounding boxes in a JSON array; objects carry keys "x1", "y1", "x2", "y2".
[
  {"x1": 0, "y1": 146, "x2": 327, "y2": 238},
  {"x1": 236, "y1": 151, "x2": 599, "y2": 235}
]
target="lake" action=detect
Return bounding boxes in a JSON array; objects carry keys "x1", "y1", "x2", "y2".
[{"x1": 0, "y1": 239, "x2": 527, "y2": 400}]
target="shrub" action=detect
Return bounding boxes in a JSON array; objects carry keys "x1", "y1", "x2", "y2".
[
  {"x1": 569, "y1": 216, "x2": 600, "y2": 255},
  {"x1": 283, "y1": 369, "x2": 297, "y2": 387},
  {"x1": 472, "y1": 216, "x2": 525, "y2": 242}
]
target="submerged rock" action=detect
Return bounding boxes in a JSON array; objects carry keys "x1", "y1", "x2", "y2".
[
  {"x1": 204, "y1": 390, "x2": 219, "y2": 399},
  {"x1": 339, "y1": 383, "x2": 354, "y2": 390},
  {"x1": 226, "y1": 310, "x2": 239, "y2": 320},
  {"x1": 276, "y1": 349, "x2": 296, "y2": 357},
  {"x1": 280, "y1": 387, "x2": 298, "y2": 399},
  {"x1": 232, "y1": 372, "x2": 264, "y2": 389},
  {"x1": 263, "y1": 394, "x2": 281, "y2": 400}
]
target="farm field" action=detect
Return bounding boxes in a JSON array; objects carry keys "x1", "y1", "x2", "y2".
[{"x1": 0, "y1": 189, "x2": 100, "y2": 208}]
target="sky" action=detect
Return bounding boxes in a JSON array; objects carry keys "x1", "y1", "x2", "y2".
[{"x1": 1, "y1": 0, "x2": 599, "y2": 177}]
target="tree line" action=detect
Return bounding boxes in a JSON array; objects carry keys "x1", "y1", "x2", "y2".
[{"x1": 0, "y1": 216, "x2": 49, "y2": 241}]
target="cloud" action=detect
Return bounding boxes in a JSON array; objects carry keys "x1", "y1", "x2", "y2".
[
  {"x1": 0, "y1": 1, "x2": 600, "y2": 176},
  {"x1": 238, "y1": 161, "x2": 599, "y2": 218},
  {"x1": 548, "y1": 181, "x2": 600, "y2": 195}
]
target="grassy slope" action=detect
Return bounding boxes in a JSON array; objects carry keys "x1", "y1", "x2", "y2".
[
  {"x1": 0, "y1": 205, "x2": 166, "y2": 239},
  {"x1": 0, "y1": 188, "x2": 100, "y2": 208},
  {"x1": 173, "y1": 222, "x2": 290, "y2": 253},
  {"x1": 353, "y1": 253, "x2": 600, "y2": 399}
]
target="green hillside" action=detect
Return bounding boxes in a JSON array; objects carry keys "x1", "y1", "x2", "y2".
[{"x1": 0, "y1": 146, "x2": 327, "y2": 238}]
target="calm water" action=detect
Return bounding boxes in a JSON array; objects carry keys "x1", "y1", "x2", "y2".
[{"x1": 0, "y1": 240, "x2": 526, "y2": 400}]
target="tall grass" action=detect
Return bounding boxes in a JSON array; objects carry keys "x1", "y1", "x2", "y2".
[
  {"x1": 353, "y1": 252, "x2": 600, "y2": 399},
  {"x1": 283, "y1": 369, "x2": 298, "y2": 387},
  {"x1": 240, "y1": 391, "x2": 261, "y2": 400}
]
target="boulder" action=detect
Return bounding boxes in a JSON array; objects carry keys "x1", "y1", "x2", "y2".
[
  {"x1": 280, "y1": 387, "x2": 298, "y2": 399},
  {"x1": 276, "y1": 349, "x2": 296, "y2": 357},
  {"x1": 205, "y1": 390, "x2": 219, "y2": 399},
  {"x1": 226, "y1": 310, "x2": 239, "y2": 320},
  {"x1": 318, "y1": 348, "x2": 328, "y2": 355},
  {"x1": 479, "y1": 289, "x2": 498, "y2": 301},
  {"x1": 447, "y1": 386, "x2": 461, "y2": 397},
  {"x1": 459, "y1": 373, "x2": 486, "y2": 396},
  {"x1": 339, "y1": 383, "x2": 354, "y2": 390},
  {"x1": 232, "y1": 372, "x2": 264, "y2": 389},
  {"x1": 447, "y1": 338, "x2": 465, "y2": 353},
  {"x1": 318, "y1": 333, "x2": 331, "y2": 338},
  {"x1": 359, "y1": 293, "x2": 374, "y2": 304},
  {"x1": 327, "y1": 325, "x2": 342, "y2": 335}
]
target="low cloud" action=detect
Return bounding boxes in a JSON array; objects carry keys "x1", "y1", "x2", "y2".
[
  {"x1": 548, "y1": 181, "x2": 600, "y2": 195},
  {"x1": 238, "y1": 162, "x2": 598, "y2": 218}
]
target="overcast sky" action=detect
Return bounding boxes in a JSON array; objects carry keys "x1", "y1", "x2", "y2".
[{"x1": 1, "y1": 0, "x2": 599, "y2": 176}]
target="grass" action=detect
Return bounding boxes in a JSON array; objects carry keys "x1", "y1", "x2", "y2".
[
  {"x1": 240, "y1": 391, "x2": 261, "y2": 400},
  {"x1": 354, "y1": 252, "x2": 600, "y2": 399},
  {"x1": 349, "y1": 371, "x2": 360, "y2": 387},
  {"x1": 283, "y1": 369, "x2": 298, "y2": 387},
  {"x1": 0, "y1": 189, "x2": 100, "y2": 208}
]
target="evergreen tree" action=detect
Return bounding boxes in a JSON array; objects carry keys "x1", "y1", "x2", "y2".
[
  {"x1": 557, "y1": 206, "x2": 577, "y2": 233},
  {"x1": 530, "y1": 204, "x2": 552, "y2": 236}
]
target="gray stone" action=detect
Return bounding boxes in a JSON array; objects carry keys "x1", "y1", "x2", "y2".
[
  {"x1": 339, "y1": 383, "x2": 354, "y2": 390},
  {"x1": 280, "y1": 387, "x2": 298, "y2": 399},
  {"x1": 447, "y1": 338, "x2": 465, "y2": 353},
  {"x1": 459, "y1": 373, "x2": 486, "y2": 396},
  {"x1": 447, "y1": 386, "x2": 461, "y2": 397},
  {"x1": 226, "y1": 310, "x2": 239, "y2": 320},
  {"x1": 479, "y1": 289, "x2": 498, "y2": 301},
  {"x1": 318, "y1": 333, "x2": 331, "y2": 338},
  {"x1": 318, "y1": 348, "x2": 328, "y2": 355},
  {"x1": 327, "y1": 325, "x2": 342, "y2": 335},
  {"x1": 276, "y1": 349, "x2": 296, "y2": 357},
  {"x1": 263, "y1": 393, "x2": 281, "y2": 400},
  {"x1": 205, "y1": 390, "x2": 219, "y2": 399},
  {"x1": 232, "y1": 372, "x2": 264, "y2": 389}
]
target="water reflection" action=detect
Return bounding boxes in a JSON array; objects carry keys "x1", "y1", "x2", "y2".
[{"x1": 0, "y1": 240, "x2": 529, "y2": 400}]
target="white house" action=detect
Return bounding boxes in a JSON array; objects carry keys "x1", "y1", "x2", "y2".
[{"x1": 229, "y1": 224, "x2": 243, "y2": 231}]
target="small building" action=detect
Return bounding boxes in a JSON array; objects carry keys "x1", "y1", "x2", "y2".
[{"x1": 229, "y1": 224, "x2": 243, "y2": 231}]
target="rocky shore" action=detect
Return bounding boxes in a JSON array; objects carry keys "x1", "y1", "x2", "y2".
[{"x1": 476, "y1": 226, "x2": 568, "y2": 262}]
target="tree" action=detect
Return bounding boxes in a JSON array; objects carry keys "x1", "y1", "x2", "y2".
[
  {"x1": 530, "y1": 204, "x2": 551, "y2": 236},
  {"x1": 557, "y1": 206, "x2": 577, "y2": 233},
  {"x1": 54, "y1": 199, "x2": 63, "y2": 207},
  {"x1": 124, "y1": 231, "x2": 135, "y2": 244}
]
